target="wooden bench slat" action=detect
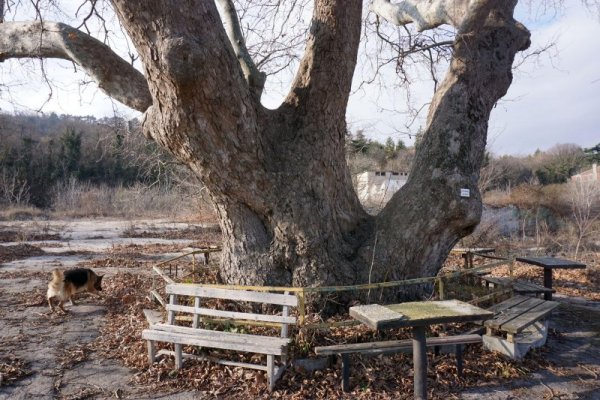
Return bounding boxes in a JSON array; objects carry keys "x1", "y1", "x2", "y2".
[
  {"x1": 507, "y1": 279, "x2": 552, "y2": 293},
  {"x1": 156, "y1": 349, "x2": 269, "y2": 371},
  {"x1": 314, "y1": 334, "x2": 482, "y2": 356},
  {"x1": 481, "y1": 277, "x2": 554, "y2": 294},
  {"x1": 486, "y1": 295, "x2": 531, "y2": 313},
  {"x1": 149, "y1": 323, "x2": 290, "y2": 347},
  {"x1": 485, "y1": 297, "x2": 545, "y2": 330},
  {"x1": 165, "y1": 304, "x2": 297, "y2": 325},
  {"x1": 166, "y1": 284, "x2": 298, "y2": 307},
  {"x1": 500, "y1": 300, "x2": 559, "y2": 334},
  {"x1": 142, "y1": 329, "x2": 287, "y2": 355}
]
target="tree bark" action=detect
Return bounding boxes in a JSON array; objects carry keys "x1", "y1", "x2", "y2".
[
  {"x1": 0, "y1": 21, "x2": 150, "y2": 111},
  {"x1": 109, "y1": 0, "x2": 529, "y2": 300},
  {"x1": 110, "y1": 0, "x2": 369, "y2": 291},
  {"x1": 368, "y1": 2, "x2": 530, "y2": 295}
]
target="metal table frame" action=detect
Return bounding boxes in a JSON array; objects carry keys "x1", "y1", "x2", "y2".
[{"x1": 515, "y1": 256, "x2": 586, "y2": 300}]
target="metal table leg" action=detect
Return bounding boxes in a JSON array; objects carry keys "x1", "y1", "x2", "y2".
[
  {"x1": 543, "y1": 268, "x2": 553, "y2": 300},
  {"x1": 413, "y1": 325, "x2": 427, "y2": 400}
]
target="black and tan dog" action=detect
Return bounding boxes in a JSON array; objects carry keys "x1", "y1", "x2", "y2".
[{"x1": 47, "y1": 268, "x2": 104, "y2": 313}]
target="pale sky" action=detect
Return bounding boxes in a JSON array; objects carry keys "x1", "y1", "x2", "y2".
[
  {"x1": 0, "y1": 1, "x2": 598, "y2": 156},
  {"x1": 343, "y1": 2, "x2": 600, "y2": 155}
]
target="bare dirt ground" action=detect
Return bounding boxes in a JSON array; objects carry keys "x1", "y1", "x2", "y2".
[{"x1": 0, "y1": 219, "x2": 598, "y2": 399}]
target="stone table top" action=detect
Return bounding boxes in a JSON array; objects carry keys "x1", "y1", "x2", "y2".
[
  {"x1": 350, "y1": 300, "x2": 494, "y2": 330},
  {"x1": 515, "y1": 256, "x2": 587, "y2": 269}
]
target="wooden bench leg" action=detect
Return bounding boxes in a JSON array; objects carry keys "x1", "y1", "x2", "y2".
[
  {"x1": 455, "y1": 344, "x2": 463, "y2": 377},
  {"x1": 147, "y1": 340, "x2": 156, "y2": 365},
  {"x1": 267, "y1": 354, "x2": 275, "y2": 392},
  {"x1": 341, "y1": 353, "x2": 350, "y2": 392},
  {"x1": 174, "y1": 344, "x2": 183, "y2": 369}
]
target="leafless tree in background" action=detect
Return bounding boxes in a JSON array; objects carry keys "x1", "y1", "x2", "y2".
[{"x1": 569, "y1": 178, "x2": 600, "y2": 259}]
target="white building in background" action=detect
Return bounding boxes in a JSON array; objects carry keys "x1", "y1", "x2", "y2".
[
  {"x1": 356, "y1": 171, "x2": 409, "y2": 207},
  {"x1": 571, "y1": 163, "x2": 599, "y2": 182}
]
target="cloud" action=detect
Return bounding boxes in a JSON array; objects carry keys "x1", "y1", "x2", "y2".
[{"x1": 489, "y1": 4, "x2": 600, "y2": 155}]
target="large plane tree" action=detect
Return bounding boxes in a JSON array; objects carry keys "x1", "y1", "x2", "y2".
[{"x1": 0, "y1": 1, "x2": 530, "y2": 297}]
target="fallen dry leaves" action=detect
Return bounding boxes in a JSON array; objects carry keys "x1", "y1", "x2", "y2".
[
  {"x1": 0, "y1": 244, "x2": 45, "y2": 264},
  {"x1": 76, "y1": 261, "x2": 562, "y2": 399},
  {"x1": 0, "y1": 356, "x2": 31, "y2": 387}
]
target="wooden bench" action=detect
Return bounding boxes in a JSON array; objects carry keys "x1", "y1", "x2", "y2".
[
  {"x1": 314, "y1": 334, "x2": 482, "y2": 392},
  {"x1": 142, "y1": 284, "x2": 297, "y2": 391},
  {"x1": 483, "y1": 295, "x2": 559, "y2": 359},
  {"x1": 481, "y1": 276, "x2": 555, "y2": 297}
]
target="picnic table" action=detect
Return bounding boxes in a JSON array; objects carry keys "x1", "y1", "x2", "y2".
[
  {"x1": 350, "y1": 300, "x2": 493, "y2": 400},
  {"x1": 515, "y1": 256, "x2": 586, "y2": 300}
]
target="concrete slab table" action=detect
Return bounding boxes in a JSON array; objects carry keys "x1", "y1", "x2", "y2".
[
  {"x1": 515, "y1": 256, "x2": 586, "y2": 300},
  {"x1": 349, "y1": 300, "x2": 493, "y2": 400}
]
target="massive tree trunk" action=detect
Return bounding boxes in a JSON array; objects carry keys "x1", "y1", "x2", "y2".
[{"x1": 1, "y1": 0, "x2": 530, "y2": 302}]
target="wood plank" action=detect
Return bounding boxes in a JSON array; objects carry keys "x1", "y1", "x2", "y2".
[
  {"x1": 150, "y1": 290, "x2": 166, "y2": 307},
  {"x1": 142, "y1": 329, "x2": 286, "y2": 355},
  {"x1": 156, "y1": 349, "x2": 268, "y2": 371},
  {"x1": 166, "y1": 304, "x2": 297, "y2": 325},
  {"x1": 481, "y1": 277, "x2": 554, "y2": 294},
  {"x1": 500, "y1": 300, "x2": 559, "y2": 334},
  {"x1": 485, "y1": 297, "x2": 545, "y2": 330},
  {"x1": 166, "y1": 284, "x2": 298, "y2": 306},
  {"x1": 314, "y1": 334, "x2": 482, "y2": 356},
  {"x1": 149, "y1": 323, "x2": 290, "y2": 347},
  {"x1": 513, "y1": 281, "x2": 554, "y2": 294},
  {"x1": 486, "y1": 295, "x2": 531, "y2": 313},
  {"x1": 153, "y1": 265, "x2": 175, "y2": 284}
]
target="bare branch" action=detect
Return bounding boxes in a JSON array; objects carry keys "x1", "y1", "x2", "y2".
[
  {"x1": 216, "y1": 0, "x2": 266, "y2": 98},
  {"x1": 1, "y1": 0, "x2": 5, "y2": 23},
  {"x1": 0, "y1": 21, "x2": 151, "y2": 111},
  {"x1": 370, "y1": 0, "x2": 499, "y2": 32}
]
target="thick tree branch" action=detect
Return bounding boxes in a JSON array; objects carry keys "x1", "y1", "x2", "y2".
[
  {"x1": 285, "y1": 0, "x2": 362, "y2": 116},
  {"x1": 111, "y1": 0, "x2": 269, "y2": 213},
  {"x1": 110, "y1": 0, "x2": 253, "y2": 119},
  {"x1": 371, "y1": 0, "x2": 496, "y2": 32},
  {"x1": 216, "y1": 0, "x2": 266, "y2": 99},
  {"x1": 0, "y1": 21, "x2": 151, "y2": 112},
  {"x1": 363, "y1": 1, "x2": 530, "y2": 283}
]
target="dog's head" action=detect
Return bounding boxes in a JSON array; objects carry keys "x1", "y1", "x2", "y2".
[{"x1": 94, "y1": 274, "x2": 104, "y2": 291}]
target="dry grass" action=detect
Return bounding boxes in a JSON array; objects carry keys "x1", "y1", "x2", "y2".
[
  {"x1": 50, "y1": 182, "x2": 202, "y2": 219},
  {"x1": 0, "y1": 206, "x2": 47, "y2": 221}
]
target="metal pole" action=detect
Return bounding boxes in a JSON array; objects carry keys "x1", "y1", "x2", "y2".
[
  {"x1": 412, "y1": 325, "x2": 427, "y2": 400},
  {"x1": 543, "y1": 268, "x2": 553, "y2": 300}
]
